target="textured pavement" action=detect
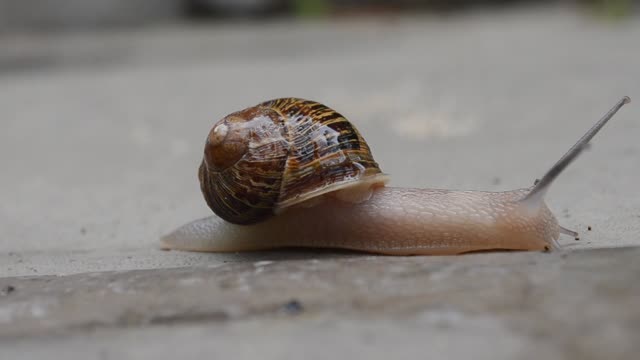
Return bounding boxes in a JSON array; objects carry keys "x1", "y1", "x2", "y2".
[
  {"x1": 1, "y1": 6, "x2": 639, "y2": 359},
  {"x1": 2, "y1": 248, "x2": 639, "y2": 359}
]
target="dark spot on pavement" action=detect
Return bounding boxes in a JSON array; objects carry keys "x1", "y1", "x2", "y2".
[
  {"x1": 1, "y1": 285, "x2": 16, "y2": 296},
  {"x1": 282, "y1": 299, "x2": 304, "y2": 315}
]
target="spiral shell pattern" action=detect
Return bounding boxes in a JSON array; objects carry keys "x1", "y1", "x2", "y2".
[{"x1": 199, "y1": 98, "x2": 385, "y2": 225}]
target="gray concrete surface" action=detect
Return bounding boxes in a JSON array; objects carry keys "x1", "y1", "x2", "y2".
[
  {"x1": 1, "y1": 6, "x2": 639, "y2": 359},
  {"x1": 1, "y1": 248, "x2": 639, "y2": 360}
]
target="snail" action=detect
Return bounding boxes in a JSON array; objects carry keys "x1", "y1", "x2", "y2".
[{"x1": 161, "y1": 96, "x2": 630, "y2": 255}]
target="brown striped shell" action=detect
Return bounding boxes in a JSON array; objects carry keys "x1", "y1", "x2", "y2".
[{"x1": 198, "y1": 98, "x2": 388, "y2": 225}]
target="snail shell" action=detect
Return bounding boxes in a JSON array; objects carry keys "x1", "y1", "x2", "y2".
[{"x1": 199, "y1": 98, "x2": 389, "y2": 225}]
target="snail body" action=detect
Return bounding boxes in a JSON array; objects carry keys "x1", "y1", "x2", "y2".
[
  {"x1": 162, "y1": 188, "x2": 558, "y2": 255},
  {"x1": 162, "y1": 97, "x2": 630, "y2": 255}
]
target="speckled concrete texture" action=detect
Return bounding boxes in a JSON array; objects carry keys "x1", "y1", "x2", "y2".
[
  {"x1": 0, "y1": 5, "x2": 639, "y2": 359},
  {"x1": 1, "y1": 248, "x2": 639, "y2": 359}
]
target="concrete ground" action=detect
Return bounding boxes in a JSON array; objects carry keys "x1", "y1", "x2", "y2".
[{"x1": 1, "y1": 5, "x2": 639, "y2": 359}]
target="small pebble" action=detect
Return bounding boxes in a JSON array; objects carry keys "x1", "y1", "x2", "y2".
[
  {"x1": 282, "y1": 299, "x2": 304, "y2": 315},
  {"x1": 587, "y1": 226, "x2": 592, "y2": 231}
]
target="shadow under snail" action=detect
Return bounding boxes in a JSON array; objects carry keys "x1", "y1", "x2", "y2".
[{"x1": 161, "y1": 96, "x2": 631, "y2": 255}]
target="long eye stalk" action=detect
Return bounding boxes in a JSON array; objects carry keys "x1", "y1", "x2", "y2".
[{"x1": 522, "y1": 96, "x2": 630, "y2": 204}]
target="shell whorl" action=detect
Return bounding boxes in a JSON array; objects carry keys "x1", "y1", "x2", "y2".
[{"x1": 199, "y1": 98, "x2": 385, "y2": 225}]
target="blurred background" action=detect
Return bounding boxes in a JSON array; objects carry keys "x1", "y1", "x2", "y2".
[
  {"x1": 0, "y1": 0, "x2": 637, "y2": 31},
  {"x1": 1, "y1": 0, "x2": 639, "y2": 257}
]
